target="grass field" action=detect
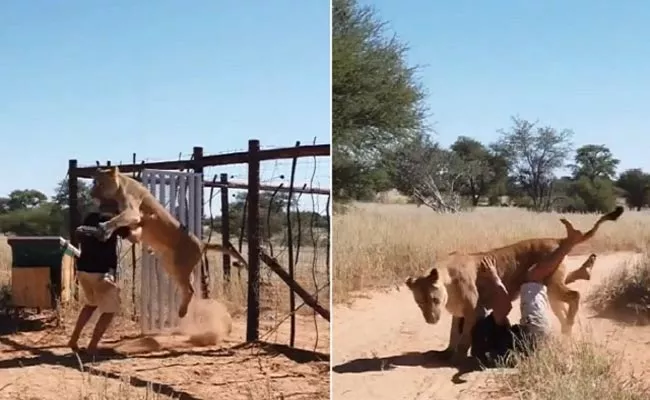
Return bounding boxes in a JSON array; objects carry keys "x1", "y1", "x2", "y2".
[{"x1": 333, "y1": 202, "x2": 650, "y2": 303}]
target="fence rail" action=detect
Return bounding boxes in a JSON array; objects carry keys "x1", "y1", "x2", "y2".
[
  {"x1": 71, "y1": 144, "x2": 330, "y2": 178},
  {"x1": 67, "y1": 139, "x2": 331, "y2": 346}
]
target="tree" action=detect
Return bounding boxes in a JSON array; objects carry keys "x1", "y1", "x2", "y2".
[
  {"x1": 450, "y1": 136, "x2": 495, "y2": 206},
  {"x1": 616, "y1": 169, "x2": 650, "y2": 211},
  {"x1": 6, "y1": 189, "x2": 47, "y2": 211},
  {"x1": 0, "y1": 179, "x2": 93, "y2": 237},
  {"x1": 548, "y1": 176, "x2": 581, "y2": 212},
  {"x1": 392, "y1": 133, "x2": 466, "y2": 212},
  {"x1": 0, "y1": 197, "x2": 9, "y2": 214},
  {"x1": 485, "y1": 145, "x2": 511, "y2": 205},
  {"x1": 223, "y1": 192, "x2": 285, "y2": 242},
  {"x1": 332, "y1": 0, "x2": 428, "y2": 200},
  {"x1": 496, "y1": 117, "x2": 573, "y2": 211},
  {"x1": 570, "y1": 144, "x2": 619, "y2": 182},
  {"x1": 332, "y1": 158, "x2": 391, "y2": 201},
  {"x1": 564, "y1": 144, "x2": 619, "y2": 212},
  {"x1": 52, "y1": 178, "x2": 93, "y2": 212},
  {"x1": 570, "y1": 176, "x2": 617, "y2": 213}
]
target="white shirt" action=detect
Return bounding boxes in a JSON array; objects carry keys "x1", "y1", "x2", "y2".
[{"x1": 519, "y1": 282, "x2": 551, "y2": 336}]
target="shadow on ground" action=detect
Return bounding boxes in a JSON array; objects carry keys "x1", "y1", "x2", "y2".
[
  {"x1": 0, "y1": 309, "x2": 53, "y2": 336},
  {"x1": 587, "y1": 306, "x2": 650, "y2": 327},
  {"x1": 0, "y1": 334, "x2": 237, "y2": 400},
  {"x1": 0, "y1": 332, "x2": 330, "y2": 399},
  {"x1": 257, "y1": 341, "x2": 330, "y2": 363},
  {"x1": 332, "y1": 349, "x2": 481, "y2": 384}
]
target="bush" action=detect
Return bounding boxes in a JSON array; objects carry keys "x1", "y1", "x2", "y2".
[
  {"x1": 0, "y1": 203, "x2": 66, "y2": 236},
  {"x1": 588, "y1": 253, "x2": 650, "y2": 324}
]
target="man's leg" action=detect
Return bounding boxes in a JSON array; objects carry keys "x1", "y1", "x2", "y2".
[
  {"x1": 87, "y1": 312, "x2": 115, "y2": 353},
  {"x1": 68, "y1": 305, "x2": 96, "y2": 351},
  {"x1": 564, "y1": 254, "x2": 597, "y2": 285},
  {"x1": 86, "y1": 279, "x2": 121, "y2": 353},
  {"x1": 68, "y1": 271, "x2": 99, "y2": 351}
]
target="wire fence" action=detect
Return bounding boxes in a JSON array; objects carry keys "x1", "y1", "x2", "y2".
[{"x1": 67, "y1": 139, "x2": 330, "y2": 349}]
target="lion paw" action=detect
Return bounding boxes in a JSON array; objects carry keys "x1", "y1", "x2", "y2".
[{"x1": 178, "y1": 304, "x2": 189, "y2": 319}]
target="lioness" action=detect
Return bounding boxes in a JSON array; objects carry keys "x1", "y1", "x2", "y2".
[
  {"x1": 90, "y1": 166, "x2": 247, "y2": 318},
  {"x1": 405, "y1": 206, "x2": 623, "y2": 362}
]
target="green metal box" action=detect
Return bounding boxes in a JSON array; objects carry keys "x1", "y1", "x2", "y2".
[{"x1": 7, "y1": 236, "x2": 68, "y2": 308}]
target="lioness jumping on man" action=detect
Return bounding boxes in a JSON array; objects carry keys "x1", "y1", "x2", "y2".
[
  {"x1": 90, "y1": 166, "x2": 247, "y2": 318},
  {"x1": 470, "y1": 223, "x2": 596, "y2": 367},
  {"x1": 405, "y1": 206, "x2": 624, "y2": 363}
]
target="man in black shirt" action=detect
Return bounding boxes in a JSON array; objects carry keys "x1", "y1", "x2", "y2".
[{"x1": 67, "y1": 200, "x2": 141, "y2": 354}]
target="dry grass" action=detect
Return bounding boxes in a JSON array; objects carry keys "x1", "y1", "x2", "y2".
[
  {"x1": 588, "y1": 253, "x2": 650, "y2": 325},
  {"x1": 333, "y1": 203, "x2": 650, "y2": 303},
  {"x1": 495, "y1": 336, "x2": 649, "y2": 400}
]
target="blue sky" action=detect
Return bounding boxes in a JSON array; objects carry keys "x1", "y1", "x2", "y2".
[
  {"x1": 0, "y1": 1, "x2": 330, "y2": 215},
  {"x1": 362, "y1": 0, "x2": 649, "y2": 175}
]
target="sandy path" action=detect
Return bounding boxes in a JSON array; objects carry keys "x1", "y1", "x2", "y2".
[{"x1": 332, "y1": 253, "x2": 650, "y2": 400}]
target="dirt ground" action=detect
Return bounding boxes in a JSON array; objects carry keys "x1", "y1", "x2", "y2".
[
  {"x1": 0, "y1": 308, "x2": 329, "y2": 400},
  {"x1": 332, "y1": 252, "x2": 650, "y2": 400}
]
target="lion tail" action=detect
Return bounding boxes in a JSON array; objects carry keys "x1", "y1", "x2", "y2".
[
  {"x1": 201, "y1": 242, "x2": 248, "y2": 267},
  {"x1": 582, "y1": 206, "x2": 624, "y2": 242}
]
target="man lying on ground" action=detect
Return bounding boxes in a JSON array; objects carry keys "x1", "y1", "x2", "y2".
[{"x1": 470, "y1": 219, "x2": 596, "y2": 367}]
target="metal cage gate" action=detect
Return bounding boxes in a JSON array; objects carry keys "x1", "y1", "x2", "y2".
[{"x1": 140, "y1": 169, "x2": 203, "y2": 333}]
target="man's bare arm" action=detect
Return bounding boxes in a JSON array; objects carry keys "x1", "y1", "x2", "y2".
[{"x1": 478, "y1": 259, "x2": 512, "y2": 324}]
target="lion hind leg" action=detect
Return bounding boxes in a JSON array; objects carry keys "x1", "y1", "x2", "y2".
[
  {"x1": 561, "y1": 289, "x2": 580, "y2": 335},
  {"x1": 160, "y1": 255, "x2": 197, "y2": 319},
  {"x1": 548, "y1": 295, "x2": 568, "y2": 329},
  {"x1": 178, "y1": 279, "x2": 195, "y2": 319},
  {"x1": 173, "y1": 270, "x2": 195, "y2": 319},
  {"x1": 548, "y1": 285, "x2": 580, "y2": 335}
]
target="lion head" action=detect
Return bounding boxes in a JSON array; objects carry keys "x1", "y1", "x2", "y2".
[
  {"x1": 405, "y1": 268, "x2": 447, "y2": 324},
  {"x1": 91, "y1": 166, "x2": 121, "y2": 201}
]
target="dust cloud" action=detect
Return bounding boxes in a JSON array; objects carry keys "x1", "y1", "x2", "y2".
[
  {"x1": 178, "y1": 298, "x2": 233, "y2": 346},
  {"x1": 113, "y1": 298, "x2": 233, "y2": 354}
]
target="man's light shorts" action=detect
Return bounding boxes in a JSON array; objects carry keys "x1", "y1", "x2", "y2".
[{"x1": 77, "y1": 271, "x2": 120, "y2": 314}]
